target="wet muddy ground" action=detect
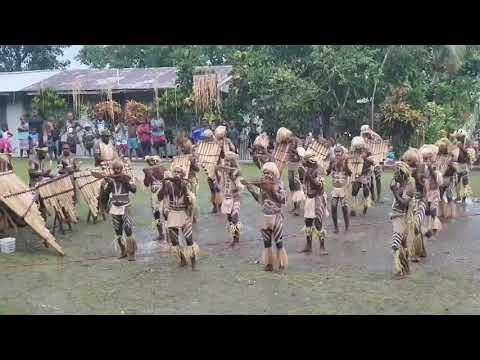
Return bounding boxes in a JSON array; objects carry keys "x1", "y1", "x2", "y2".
[{"x1": 1, "y1": 159, "x2": 480, "y2": 314}]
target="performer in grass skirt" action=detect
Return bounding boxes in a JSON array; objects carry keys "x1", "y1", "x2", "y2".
[
  {"x1": 360, "y1": 124, "x2": 384, "y2": 203},
  {"x1": 435, "y1": 138, "x2": 457, "y2": 219},
  {"x1": 299, "y1": 149, "x2": 328, "y2": 255},
  {"x1": 389, "y1": 161, "x2": 415, "y2": 277},
  {"x1": 103, "y1": 159, "x2": 137, "y2": 261},
  {"x1": 349, "y1": 136, "x2": 374, "y2": 217},
  {"x1": 326, "y1": 144, "x2": 352, "y2": 233},
  {"x1": 419, "y1": 145, "x2": 443, "y2": 238},
  {"x1": 453, "y1": 129, "x2": 475, "y2": 204},
  {"x1": 215, "y1": 151, "x2": 245, "y2": 247},
  {"x1": 158, "y1": 165, "x2": 200, "y2": 270},
  {"x1": 401, "y1": 148, "x2": 427, "y2": 261},
  {"x1": 176, "y1": 136, "x2": 201, "y2": 223},
  {"x1": 276, "y1": 127, "x2": 305, "y2": 216},
  {"x1": 244, "y1": 162, "x2": 288, "y2": 272},
  {"x1": 202, "y1": 129, "x2": 222, "y2": 214},
  {"x1": 143, "y1": 156, "x2": 167, "y2": 242}
]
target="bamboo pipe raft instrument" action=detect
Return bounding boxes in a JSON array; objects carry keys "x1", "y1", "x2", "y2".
[
  {"x1": 74, "y1": 170, "x2": 102, "y2": 218},
  {"x1": 36, "y1": 174, "x2": 77, "y2": 223},
  {"x1": 0, "y1": 170, "x2": 65, "y2": 256},
  {"x1": 195, "y1": 140, "x2": 221, "y2": 178}
]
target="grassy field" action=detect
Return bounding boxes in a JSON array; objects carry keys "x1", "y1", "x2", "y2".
[{"x1": 1, "y1": 158, "x2": 480, "y2": 314}]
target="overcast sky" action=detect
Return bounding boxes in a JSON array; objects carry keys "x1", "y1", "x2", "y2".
[{"x1": 60, "y1": 45, "x2": 88, "y2": 69}]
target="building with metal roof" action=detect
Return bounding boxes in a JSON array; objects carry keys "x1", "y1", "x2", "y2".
[
  {"x1": 0, "y1": 70, "x2": 60, "y2": 94},
  {"x1": 23, "y1": 67, "x2": 178, "y2": 94},
  {"x1": 0, "y1": 65, "x2": 233, "y2": 155}
]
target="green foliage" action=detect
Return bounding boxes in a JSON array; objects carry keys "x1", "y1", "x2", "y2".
[
  {"x1": 31, "y1": 89, "x2": 68, "y2": 122},
  {"x1": 154, "y1": 88, "x2": 194, "y2": 129},
  {"x1": 423, "y1": 102, "x2": 461, "y2": 143},
  {"x1": 77, "y1": 45, "x2": 480, "y2": 148},
  {"x1": 0, "y1": 45, "x2": 70, "y2": 72}
]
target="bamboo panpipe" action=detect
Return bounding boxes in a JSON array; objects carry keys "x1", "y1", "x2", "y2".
[
  {"x1": 274, "y1": 142, "x2": 290, "y2": 175},
  {"x1": 195, "y1": 140, "x2": 221, "y2": 178}
]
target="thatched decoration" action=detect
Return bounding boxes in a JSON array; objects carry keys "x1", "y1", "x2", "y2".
[
  {"x1": 95, "y1": 100, "x2": 122, "y2": 123},
  {"x1": 125, "y1": 100, "x2": 148, "y2": 125},
  {"x1": 193, "y1": 73, "x2": 221, "y2": 115}
]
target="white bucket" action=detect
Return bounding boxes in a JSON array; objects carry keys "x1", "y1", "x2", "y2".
[{"x1": 0, "y1": 237, "x2": 16, "y2": 254}]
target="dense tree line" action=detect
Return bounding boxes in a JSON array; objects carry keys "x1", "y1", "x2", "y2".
[
  {"x1": 79, "y1": 45, "x2": 480, "y2": 151},
  {"x1": 0, "y1": 45, "x2": 70, "y2": 72}
]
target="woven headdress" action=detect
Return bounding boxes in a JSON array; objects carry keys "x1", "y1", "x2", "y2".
[
  {"x1": 262, "y1": 162, "x2": 280, "y2": 179},
  {"x1": 276, "y1": 127, "x2": 293, "y2": 143}
]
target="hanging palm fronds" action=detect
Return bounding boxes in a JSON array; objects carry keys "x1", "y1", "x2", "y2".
[
  {"x1": 125, "y1": 100, "x2": 148, "y2": 125},
  {"x1": 72, "y1": 88, "x2": 80, "y2": 119},
  {"x1": 95, "y1": 100, "x2": 122, "y2": 123},
  {"x1": 193, "y1": 72, "x2": 221, "y2": 115}
]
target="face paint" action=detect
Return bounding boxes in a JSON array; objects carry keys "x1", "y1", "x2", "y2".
[{"x1": 113, "y1": 166, "x2": 123, "y2": 175}]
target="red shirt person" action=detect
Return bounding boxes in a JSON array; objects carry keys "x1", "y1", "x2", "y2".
[{"x1": 136, "y1": 119, "x2": 152, "y2": 158}]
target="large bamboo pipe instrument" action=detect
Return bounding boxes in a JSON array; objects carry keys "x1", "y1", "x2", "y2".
[
  {"x1": 0, "y1": 170, "x2": 65, "y2": 256},
  {"x1": 36, "y1": 174, "x2": 77, "y2": 223},
  {"x1": 74, "y1": 170, "x2": 102, "y2": 218}
]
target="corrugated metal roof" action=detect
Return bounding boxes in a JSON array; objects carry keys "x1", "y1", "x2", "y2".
[
  {"x1": 1, "y1": 66, "x2": 233, "y2": 94},
  {"x1": 0, "y1": 70, "x2": 60, "y2": 92},
  {"x1": 24, "y1": 67, "x2": 178, "y2": 93}
]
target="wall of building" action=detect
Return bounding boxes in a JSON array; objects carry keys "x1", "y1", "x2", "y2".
[
  {"x1": 0, "y1": 96, "x2": 7, "y2": 128},
  {"x1": 6, "y1": 94, "x2": 26, "y2": 155}
]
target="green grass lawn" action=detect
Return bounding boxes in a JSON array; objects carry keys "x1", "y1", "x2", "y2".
[{"x1": 3, "y1": 157, "x2": 480, "y2": 315}]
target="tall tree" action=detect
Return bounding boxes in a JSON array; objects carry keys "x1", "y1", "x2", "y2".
[{"x1": 0, "y1": 45, "x2": 70, "y2": 72}]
